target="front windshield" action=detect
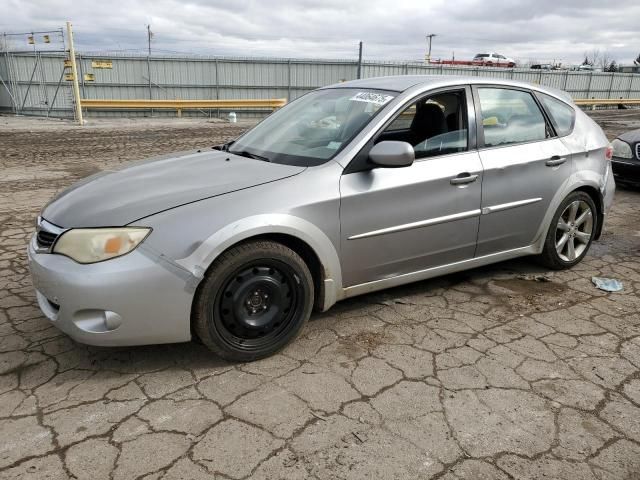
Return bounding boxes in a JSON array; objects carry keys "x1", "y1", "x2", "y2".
[{"x1": 229, "y1": 88, "x2": 396, "y2": 166}]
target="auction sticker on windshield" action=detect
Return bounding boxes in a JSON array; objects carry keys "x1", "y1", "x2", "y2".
[{"x1": 350, "y1": 92, "x2": 394, "y2": 105}]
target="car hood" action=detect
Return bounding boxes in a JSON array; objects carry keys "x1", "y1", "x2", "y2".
[
  {"x1": 618, "y1": 129, "x2": 640, "y2": 144},
  {"x1": 43, "y1": 149, "x2": 305, "y2": 227}
]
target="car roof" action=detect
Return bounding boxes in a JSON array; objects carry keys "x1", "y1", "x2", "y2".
[{"x1": 324, "y1": 75, "x2": 573, "y2": 104}]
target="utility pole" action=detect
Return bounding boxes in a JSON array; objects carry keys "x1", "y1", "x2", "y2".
[
  {"x1": 146, "y1": 25, "x2": 152, "y2": 101},
  {"x1": 66, "y1": 21, "x2": 83, "y2": 125},
  {"x1": 357, "y1": 41, "x2": 363, "y2": 79},
  {"x1": 425, "y1": 33, "x2": 436, "y2": 64}
]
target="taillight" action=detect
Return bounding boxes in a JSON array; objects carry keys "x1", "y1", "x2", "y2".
[{"x1": 605, "y1": 145, "x2": 613, "y2": 161}]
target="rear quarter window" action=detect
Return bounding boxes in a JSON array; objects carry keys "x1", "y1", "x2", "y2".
[{"x1": 538, "y1": 93, "x2": 575, "y2": 137}]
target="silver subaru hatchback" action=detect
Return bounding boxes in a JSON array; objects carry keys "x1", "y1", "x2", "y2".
[{"x1": 29, "y1": 75, "x2": 615, "y2": 361}]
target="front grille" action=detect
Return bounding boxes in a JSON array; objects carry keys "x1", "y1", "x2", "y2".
[
  {"x1": 35, "y1": 217, "x2": 64, "y2": 252},
  {"x1": 36, "y1": 229, "x2": 58, "y2": 249},
  {"x1": 636, "y1": 142, "x2": 640, "y2": 160}
]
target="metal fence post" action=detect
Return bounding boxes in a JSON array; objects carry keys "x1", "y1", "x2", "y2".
[
  {"x1": 77, "y1": 54, "x2": 86, "y2": 99},
  {"x1": 214, "y1": 58, "x2": 219, "y2": 118},
  {"x1": 606, "y1": 72, "x2": 614, "y2": 99},
  {"x1": 287, "y1": 59, "x2": 291, "y2": 101}
]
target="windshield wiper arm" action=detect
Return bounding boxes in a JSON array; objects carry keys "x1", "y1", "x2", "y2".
[
  {"x1": 230, "y1": 150, "x2": 271, "y2": 162},
  {"x1": 213, "y1": 140, "x2": 234, "y2": 152}
]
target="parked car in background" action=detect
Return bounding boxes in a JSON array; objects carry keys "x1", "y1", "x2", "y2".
[
  {"x1": 531, "y1": 64, "x2": 553, "y2": 70},
  {"x1": 473, "y1": 53, "x2": 516, "y2": 67},
  {"x1": 611, "y1": 129, "x2": 640, "y2": 186},
  {"x1": 29, "y1": 75, "x2": 614, "y2": 361}
]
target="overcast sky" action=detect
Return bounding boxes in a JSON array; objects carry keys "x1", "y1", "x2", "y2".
[{"x1": 2, "y1": 0, "x2": 639, "y2": 65}]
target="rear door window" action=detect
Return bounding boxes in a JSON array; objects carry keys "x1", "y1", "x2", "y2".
[
  {"x1": 538, "y1": 93, "x2": 575, "y2": 137},
  {"x1": 477, "y1": 88, "x2": 549, "y2": 147}
]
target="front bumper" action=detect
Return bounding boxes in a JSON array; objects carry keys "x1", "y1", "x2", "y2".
[
  {"x1": 28, "y1": 235, "x2": 194, "y2": 346},
  {"x1": 611, "y1": 157, "x2": 640, "y2": 187}
]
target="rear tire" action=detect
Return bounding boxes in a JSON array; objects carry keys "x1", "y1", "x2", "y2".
[
  {"x1": 193, "y1": 240, "x2": 314, "y2": 362},
  {"x1": 538, "y1": 191, "x2": 597, "y2": 270}
]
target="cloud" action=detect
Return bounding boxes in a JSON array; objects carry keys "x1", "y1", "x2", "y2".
[{"x1": 2, "y1": 0, "x2": 638, "y2": 64}]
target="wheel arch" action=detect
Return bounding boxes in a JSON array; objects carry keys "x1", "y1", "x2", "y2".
[
  {"x1": 227, "y1": 233, "x2": 327, "y2": 312},
  {"x1": 177, "y1": 214, "x2": 342, "y2": 313},
  {"x1": 572, "y1": 185, "x2": 604, "y2": 240},
  {"x1": 533, "y1": 177, "x2": 605, "y2": 252}
]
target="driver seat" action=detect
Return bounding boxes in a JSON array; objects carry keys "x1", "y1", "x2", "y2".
[{"x1": 408, "y1": 102, "x2": 447, "y2": 146}]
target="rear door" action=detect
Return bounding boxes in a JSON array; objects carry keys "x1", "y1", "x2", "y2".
[{"x1": 473, "y1": 86, "x2": 572, "y2": 256}]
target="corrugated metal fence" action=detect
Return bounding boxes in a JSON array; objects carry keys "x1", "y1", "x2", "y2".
[{"x1": 1, "y1": 52, "x2": 639, "y2": 119}]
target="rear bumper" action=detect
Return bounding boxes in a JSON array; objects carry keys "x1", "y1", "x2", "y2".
[
  {"x1": 603, "y1": 161, "x2": 616, "y2": 212},
  {"x1": 28, "y1": 235, "x2": 194, "y2": 346},
  {"x1": 595, "y1": 162, "x2": 616, "y2": 240}
]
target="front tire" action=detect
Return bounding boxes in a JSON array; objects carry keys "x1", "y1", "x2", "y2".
[
  {"x1": 538, "y1": 191, "x2": 597, "y2": 270},
  {"x1": 193, "y1": 240, "x2": 314, "y2": 362}
]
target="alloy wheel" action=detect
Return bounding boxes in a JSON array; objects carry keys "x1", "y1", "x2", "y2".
[{"x1": 555, "y1": 200, "x2": 593, "y2": 262}]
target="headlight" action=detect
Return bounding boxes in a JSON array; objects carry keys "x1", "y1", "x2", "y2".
[
  {"x1": 53, "y1": 227, "x2": 151, "y2": 264},
  {"x1": 611, "y1": 139, "x2": 632, "y2": 159}
]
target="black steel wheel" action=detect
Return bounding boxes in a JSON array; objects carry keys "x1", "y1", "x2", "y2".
[{"x1": 193, "y1": 240, "x2": 314, "y2": 361}]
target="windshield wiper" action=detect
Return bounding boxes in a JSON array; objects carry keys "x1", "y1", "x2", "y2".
[
  {"x1": 213, "y1": 140, "x2": 234, "y2": 151},
  {"x1": 230, "y1": 150, "x2": 271, "y2": 162}
]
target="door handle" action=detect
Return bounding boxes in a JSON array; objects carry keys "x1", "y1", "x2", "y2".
[
  {"x1": 450, "y1": 173, "x2": 479, "y2": 185},
  {"x1": 545, "y1": 155, "x2": 567, "y2": 167}
]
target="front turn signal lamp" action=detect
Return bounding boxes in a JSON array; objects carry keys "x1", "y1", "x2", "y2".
[{"x1": 53, "y1": 227, "x2": 151, "y2": 264}]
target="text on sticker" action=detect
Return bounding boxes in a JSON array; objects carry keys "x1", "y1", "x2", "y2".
[{"x1": 350, "y1": 92, "x2": 394, "y2": 105}]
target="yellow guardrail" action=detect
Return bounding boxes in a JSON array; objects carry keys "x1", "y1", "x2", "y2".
[
  {"x1": 574, "y1": 98, "x2": 640, "y2": 106},
  {"x1": 80, "y1": 98, "x2": 288, "y2": 117}
]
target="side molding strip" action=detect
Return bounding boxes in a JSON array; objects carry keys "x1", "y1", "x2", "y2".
[
  {"x1": 347, "y1": 209, "x2": 482, "y2": 241},
  {"x1": 481, "y1": 197, "x2": 542, "y2": 215}
]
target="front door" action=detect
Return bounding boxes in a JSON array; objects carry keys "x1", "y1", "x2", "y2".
[
  {"x1": 339, "y1": 87, "x2": 483, "y2": 287},
  {"x1": 472, "y1": 86, "x2": 573, "y2": 256}
]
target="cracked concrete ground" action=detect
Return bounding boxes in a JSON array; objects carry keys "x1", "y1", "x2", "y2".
[{"x1": 1, "y1": 112, "x2": 640, "y2": 479}]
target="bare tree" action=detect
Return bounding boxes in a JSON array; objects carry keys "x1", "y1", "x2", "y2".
[
  {"x1": 582, "y1": 49, "x2": 603, "y2": 67},
  {"x1": 635, "y1": 53, "x2": 640, "y2": 66},
  {"x1": 598, "y1": 51, "x2": 614, "y2": 71}
]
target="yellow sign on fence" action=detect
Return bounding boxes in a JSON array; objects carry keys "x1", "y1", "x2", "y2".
[
  {"x1": 64, "y1": 73, "x2": 74, "y2": 81},
  {"x1": 64, "y1": 59, "x2": 72, "y2": 68},
  {"x1": 84, "y1": 73, "x2": 95, "y2": 82},
  {"x1": 91, "y1": 60, "x2": 113, "y2": 69}
]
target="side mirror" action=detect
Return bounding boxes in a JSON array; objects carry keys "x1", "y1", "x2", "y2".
[{"x1": 369, "y1": 141, "x2": 415, "y2": 168}]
